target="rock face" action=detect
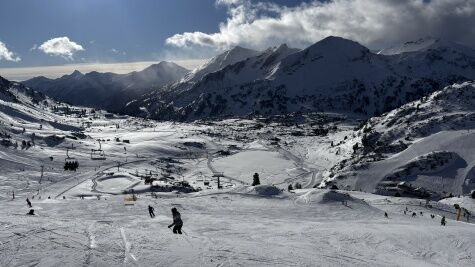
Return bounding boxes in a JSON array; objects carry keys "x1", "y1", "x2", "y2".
[
  {"x1": 125, "y1": 36, "x2": 475, "y2": 121},
  {"x1": 23, "y1": 61, "x2": 189, "y2": 112}
]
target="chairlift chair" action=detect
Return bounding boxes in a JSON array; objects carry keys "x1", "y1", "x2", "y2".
[{"x1": 91, "y1": 140, "x2": 106, "y2": 160}]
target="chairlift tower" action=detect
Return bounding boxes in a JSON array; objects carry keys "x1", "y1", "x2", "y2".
[
  {"x1": 39, "y1": 165, "x2": 44, "y2": 184},
  {"x1": 213, "y1": 172, "x2": 225, "y2": 189}
]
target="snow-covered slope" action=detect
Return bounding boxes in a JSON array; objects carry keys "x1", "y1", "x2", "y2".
[
  {"x1": 125, "y1": 36, "x2": 475, "y2": 121},
  {"x1": 378, "y1": 37, "x2": 441, "y2": 55},
  {"x1": 321, "y1": 81, "x2": 475, "y2": 198},
  {"x1": 181, "y1": 46, "x2": 261, "y2": 83},
  {"x1": 0, "y1": 76, "x2": 85, "y2": 149},
  {"x1": 24, "y1": 61, "x2": 189, "y2": 112}
]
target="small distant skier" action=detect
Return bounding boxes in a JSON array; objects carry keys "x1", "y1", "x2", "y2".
[
  {"x1": 12, "y1": 191, "x2": 15, "y2": 200},
  {"x1": 27, "y1": 209, "x2": 35, "y2": 216},
  {"x1": 384, "y1": 212, "x2": 388, "y2": 218},
  {"x1": 168, "y1": 208, "x2": 183, "y2": 234},
  {"x1": 412, "y1": 212, "x2": 417, "y2": 217},
  {"x1": 148, "y1": 205, "x2": 155, "y2": 218},
  {"x1": 441, "y1": 216, "x2": 446, "y2": 226},
  {"x1": 26, "y1": 198, "x2": 32, "y2": 208},
  {"x1": 252, "y1": 173, "x2": 260, "y2": 186}
]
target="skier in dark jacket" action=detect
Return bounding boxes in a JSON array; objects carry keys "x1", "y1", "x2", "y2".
[
  {"x1": 148, "y1": 205, "x2": 155, "y2": 218},
  {"x1": 168, "y1": 208, "x2": 183, "y2": 234},
  {"x1": 441, "y1": 216, "x2": 446, "y2": 226},
  {"x1": 26, "y1": 198, "x2": 32, "y2": 208}
]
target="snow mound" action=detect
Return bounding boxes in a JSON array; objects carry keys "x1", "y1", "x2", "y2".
[
  {"x1": 316, "y1": 190, "x2": 354, "y2": 204},
  {"x1": 252, "y1": 185, "x2": 282, "y2": 196},
  {"x1": 297, "y1": 189, "x2": 366, "y2": 205}
]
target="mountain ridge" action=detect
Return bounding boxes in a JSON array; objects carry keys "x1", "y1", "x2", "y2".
[{"x1": 23, "y1": 61, "x2": 189, "y2": 112}]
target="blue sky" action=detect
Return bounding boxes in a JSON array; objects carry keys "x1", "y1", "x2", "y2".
[
  {"x1": 1, "y1": 0, "x2": 475, "y2": 80},
  {"x1": 0, "y1": 0, "x2": 308, "y2": 68},
  {"x1": 0, "y1": 0, "x2": 227, "y2": 67}
]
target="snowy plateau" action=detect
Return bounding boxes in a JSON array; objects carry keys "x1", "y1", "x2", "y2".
[{"x1": 1, "y1": 37, "x2": 475, "y2": 267}]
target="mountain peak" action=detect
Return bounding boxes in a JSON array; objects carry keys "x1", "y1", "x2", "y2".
[
  {"x1": 224, "y1": 46, "x2": 259, "y2": 59},
  {"x1": 183, "y1": 45, "x2": 261, "y2": 83},
  {"x1": 71, "y1": 70, "x2": 83, "y2": 76},
  {"x1": 318, "y1": 36, "x2": 368, "y2": 49},
  {"x1": 278, "y1": 43, "x2": 289, "y2": 49},
  {"x1": 139, "y1": 62, "x2": 189, "y2": 78},
  {"x1": 146, "y1": 61, "x2": 183, "y2": 71},
  {"x1": 303, "y1": 36, "x2": 370, "y2": 58}
]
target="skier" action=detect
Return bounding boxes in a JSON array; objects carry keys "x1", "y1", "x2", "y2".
[
  {"x1": 384, "y1": 212, "x2": 388, "y2": 218},
  {"x1": 27, "y1": 209, "x2": 35, "y2": 215},
  {"x1": 288, "y1": 184, "x2": 293, "y2": 192},
  {"x1": 412, "y1": 212, "x2": 417, "y2": 217},
  {"x1": 148, "y1": 205, "x2": 155, "y2": 218},
  {"x1": 168, "y1": 207, "x2": 183, "y2": 234},
  {"x1": 252, "y1": 173, "x2": 260, "y2": 186},
  {"x1": 26, "y1": 198, "x2": 32, "y2": 208},
  {"x1": 441, "y1": 216, "x2": 446, "y2": 226}
]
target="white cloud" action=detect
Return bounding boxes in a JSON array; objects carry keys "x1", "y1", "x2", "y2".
[
  {"x1": 166, "y1": 0, "x2": 475, "y2": 51},
  {"x1": 0, "y1": 41, "x2": 21, "y2": 62},
  {"x1": 38, "y1": 37, "x2": 84, "y2": 60}
]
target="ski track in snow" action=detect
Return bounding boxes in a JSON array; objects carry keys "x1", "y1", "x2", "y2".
[{"x1": 120, "y1": 227, "x2": 139, "y2": 265}]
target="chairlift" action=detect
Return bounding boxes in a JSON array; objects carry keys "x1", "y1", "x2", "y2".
[
  {"x1": 64, "y1": 148, "x2": 79, "y2": 171},
  {"x1": 91, "y1": 140, "x2": 106, "y2": 160},
  {"x1": 65, "y1": 147, "x2": 76, "y2": 162}
]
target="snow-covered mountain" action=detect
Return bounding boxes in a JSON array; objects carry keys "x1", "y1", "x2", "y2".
[
  {"x1": 125, "y1": 36, "x2": 475, "y2": 121},
  {"x1": 1, "y1": 75, "x2": 48, "y2": 107},
  {"x1": 0, "y1": 75, "x2": 83, "y2": 145},
  {"x1": 181, "y1": 46, "x2": 261, "y2": 83},
  {"x1": 24, "y1": 61, "x2": 189, "y2": 112},
  {"x1": 320, "y1": 81, "x2": 475, "y2": 198}
]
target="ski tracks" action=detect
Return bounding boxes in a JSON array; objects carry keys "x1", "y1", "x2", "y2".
[{"x1": 120, "y1": 227, "x2": 140, "y2": 266}]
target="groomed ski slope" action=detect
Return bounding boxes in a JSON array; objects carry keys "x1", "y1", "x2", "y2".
[{"x1": 1, "y1": 189, "x2": 474, "y2": 266}]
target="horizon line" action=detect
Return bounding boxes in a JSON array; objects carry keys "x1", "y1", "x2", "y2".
[{"x1": 0, "y1": 59, "x2": 208, "y2": 81}]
